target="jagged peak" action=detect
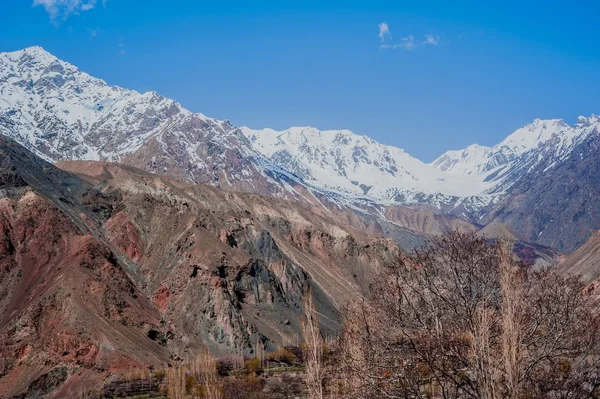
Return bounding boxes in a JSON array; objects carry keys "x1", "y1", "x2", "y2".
[
  {"x1": 0, "y1": 46, "x2": 106, "y2": 87},
  {"x1": 0, "y1": 47, "x2": 201, "y2": 119},
  {"x1": 242, "y1": 125, "x2": 400, "y2": 152},
  {"x1": 22, "y1": 45, "x2": 51, "y2": 54},
  {"x1": 456, "y1": 143, "x2": 491, "y2": 155},
  {"x1": 2, "y1": 45, "x2": 59, "y2": 65},
  {"x1": 494, "y1": 117, "x2": 575, "y2": 155},
  {"x1": 430, "y1": 143, "x2": 490, "y2": 165},
  {"x1": 8, "y1": 45, "x2": 50, "y2": 55},
  {"x1": 524, "y1": 117, "x2": 568, "y2": 130},
  {"x1": 575, "y1": 114, "x2": 600, "y2": 127},
  {"x1": 432, "y1": 114, "x2": 598, "y2": 177}
]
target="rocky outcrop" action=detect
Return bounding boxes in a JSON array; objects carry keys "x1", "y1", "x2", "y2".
[
  {"x1": 0, "y1": 137, "x2": 169, "y2": 398},
  {"x1": 59, "y1": 160, "x2": 398, "y2": 354}
]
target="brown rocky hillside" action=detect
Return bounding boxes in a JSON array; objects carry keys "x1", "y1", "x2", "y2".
[{"x1": 0, "y1": 135, "x2": 397, "y2": 398}]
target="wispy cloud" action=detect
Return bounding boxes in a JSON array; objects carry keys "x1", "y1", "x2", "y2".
[
  {"x1": 88, "y1": 28, "x2": 99, "y2": 38},
  {"x1": 381, "y1": 35, "x2": 416, "y2": 51},
  {"x1": 424, "y1": 34, "x2": 440, "y2": 45},
  {"x1": 118, "y1": 37, "x2": 126, "y2": 55},
  {"x1": 378, "y1": 22, "x2": 391, "y2": 42},
  {"x1": 378, "y1": 22, "x2": 442, "y2": 51},
  {"x1": 33, "y1": 0, "x2": 97, "y2": 21}
]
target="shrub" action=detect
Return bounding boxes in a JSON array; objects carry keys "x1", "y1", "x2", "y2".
[
  {"x1": 244, "y1": 357, "x2": 262, "y2": 374},
  {"x1": 222, "y1": 376, "x2": 268, "y2": 399},
  {"x1": 266, "y1": 348, "x2": 296, "y2": 365}
]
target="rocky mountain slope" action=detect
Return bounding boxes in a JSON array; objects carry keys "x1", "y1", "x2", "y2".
[
  {"x1": 480, "y1": 123, "x2": 600, "y2": 252},
  {"x1": 556, "y1": 230, "x2": 600, "y2": 305},
  {"x1": 557, "y1": 230, "x2": 600, "y2": 283},
  {"x1": 0, "y1": 135, "x2": 398, "y2": 397},
  {"x1": 0, "y1": 46, "x2": 307, "y2": 201},
  {"x1": 0, "y1": 135, "x2": 170, "y2": 397}
]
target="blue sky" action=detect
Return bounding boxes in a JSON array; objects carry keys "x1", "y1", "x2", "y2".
[{"x1": 1, "y1": 0, "x2": 599, "y2": 161}]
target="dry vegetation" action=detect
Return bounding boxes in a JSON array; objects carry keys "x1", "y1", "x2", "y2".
[
  {"x1": 330, "y1": 232, "x2": 600, "y2": 398},
  {"x1": 302, "y1": 291, "x2": 325, "y2": 399},
  {"x1": 157, "y1": 349, "x2": 305, "y2": 399}
]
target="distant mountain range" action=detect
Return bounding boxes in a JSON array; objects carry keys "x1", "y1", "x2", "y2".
[
  {"x1": 2, "y1": 46, "x2": 600, "y2": 252},
  {"x1": 243, "y1": 116, "x2": 599, "y2": 218}
]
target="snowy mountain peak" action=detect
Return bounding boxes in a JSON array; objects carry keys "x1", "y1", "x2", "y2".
[
  {"x1": 242, "y1": 126, "x2": 406, "y2": 157},
  {"x1": 2, "y1": 46, "x2": 87, "y2": 83},
  {"x1": 501, "y1": 118, "x2": 571, "y2": 155},
  {"x1": 430, "y1": 114, "x2": 600, "y2": 207},
  {"x1": 243, "y1": 113, "x2": 600, "y2": 215},
  {"x1": 430, "y1": 144, "x2": 492, "y2": 175},
  {"x1": 10, "y1": 45, "x2": 58, "y2": 63},
  {"x1": 576, "y1": 114, "x2": 600, "y2": 127},
  {"x1": 0, "y1": 46, "x2": 270, "y2": 184},
  {"x1": 241, "y1": 125, "x2": 491, "y2": 205}
]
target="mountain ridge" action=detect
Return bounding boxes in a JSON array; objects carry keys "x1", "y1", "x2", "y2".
[{"x1": 2, "y1": 46, "x2": 600, "y2": 252}]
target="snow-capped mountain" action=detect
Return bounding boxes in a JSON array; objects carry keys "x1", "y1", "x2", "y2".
[
  {"x1": 0, "y1": 46, "x2": 494, "y2": 214},
  {"x1": 432, "y1": 117, "x2": 598, "y2": 182},
  {"x1": 243, "y1": 116, "x2": 600, "y2": 218},
  {"x1": 0, "y1": 46, "x2": 301, "y2": 197},
  {"x1": 2, "y1": 46, "x2": 600, "y2": 251},
  {"x1": 478, "y1": 117, "x2": 600, "y2": 253},
  {"x1": 240, "y1": 126, "x2": 493, "y2": 210}
]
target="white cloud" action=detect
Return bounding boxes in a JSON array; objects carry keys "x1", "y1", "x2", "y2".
[
  {"x1": 118, "y1": 37, "x2": 126, "y2": 55},
  {"x1": 424, "y1": 34, "x2": 440, "y2": 45},
  {"x1": 33, "y1": 0, "x2": 97, "y2": 21},
  {"x1": 379, "y1": 26, "x2": 442, "y2": 51},
  {"x1": 378, "y1": 22, "x2": 391, "y2": 42},
  {"x1": 381, "y1": 35, "x2": 416, "y2": 51}
]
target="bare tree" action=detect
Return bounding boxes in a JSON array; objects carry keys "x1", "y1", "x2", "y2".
[
  {"x1": 193, "y1": 349, "x2": 223, "y2": 399},
  {"x1": 302, "y1": 290, "x2": 325, "y2": 399},
  {"x1": 332, "y1": 232, "x2": 600, "y2": 399},
  {"x1": 498, "y1": 240, "x2": 525, "y2": 399},
  {"x1": 166, "y1": 365, "x2": 187, "y2": 399}
]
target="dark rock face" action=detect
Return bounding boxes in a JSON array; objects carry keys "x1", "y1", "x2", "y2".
[
  {"x1": 483, "y1": 130, "x2": 600, "y2": 253},
  {"x1": 13, "y1": 366, "x2": 68, "y2": 399}
]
